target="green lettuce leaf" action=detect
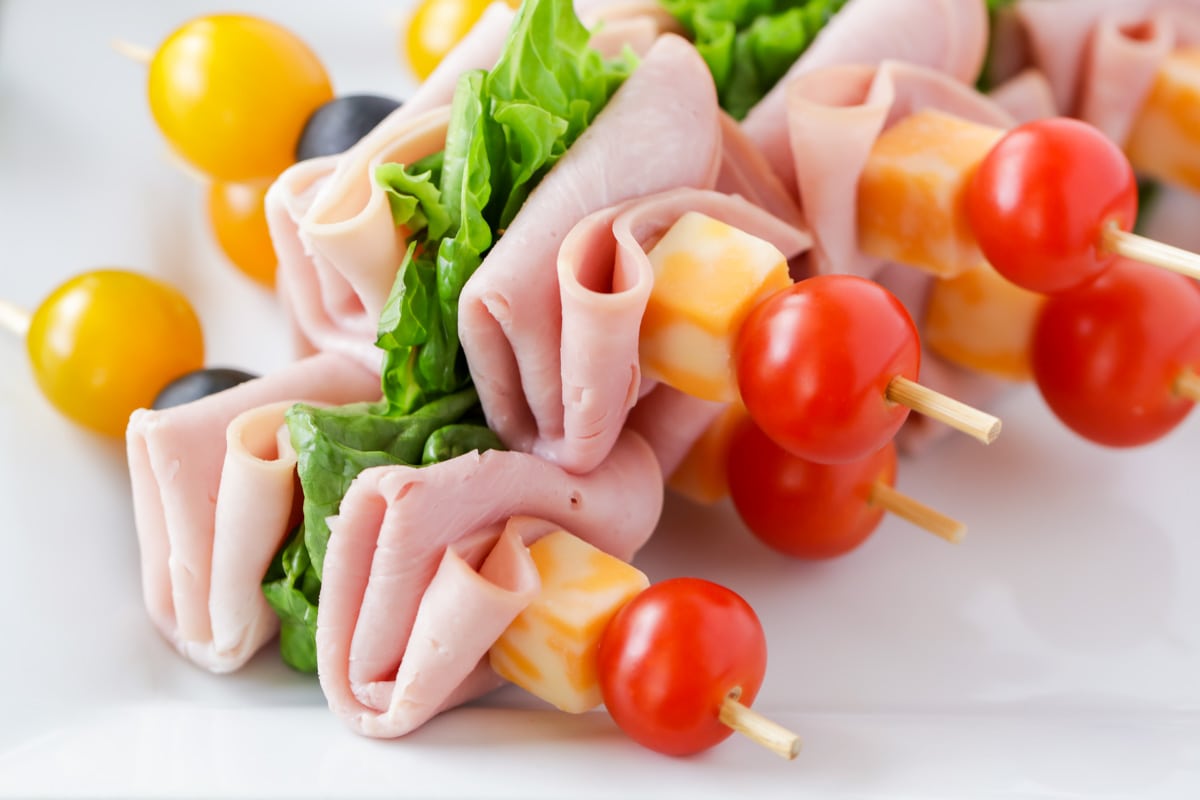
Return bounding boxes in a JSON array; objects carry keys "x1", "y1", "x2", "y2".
[
  {"x1": 661, "y1": 0, "x2": 848, "y2": 120},
  {"x1": 262, "y1": 0, "x2": 631, "y2": 673},
  {"x1": 377, "y1": 162, "x2": 451, "y2": 240},
  {"x1": 287, "y1": 387, "x2": 486, "y2": 579},
  {"x1": 265, "y1": 388, "x2": 498, "y2": 673},
  {"x1": 260, "y1": 524, "x2": 321, "y2": 673},
  {"x1": 977, "y1": 0, "x2": 1020, "y2": 91},
  {"x1": 372, "y1": 0, "x2": 634, "y2": 415}
]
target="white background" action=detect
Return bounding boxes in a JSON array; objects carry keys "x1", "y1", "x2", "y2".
[{"x1": 1, "y1": 1, "x2": 1198, "y2": 796}]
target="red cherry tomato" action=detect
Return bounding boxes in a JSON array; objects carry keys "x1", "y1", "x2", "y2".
[
  {"x1": 597, "y1": 578, "x2": 767, "y2": 757},
  {"x1": 965, "y1": 117, "x2": 1138, "y2": 294},
  {"x1": 727, "y1": 418, "x2": 895, "y2": 559},
  {"x1": 1032, "y1": 259, "x2": 1200, "y2": 447},
  {"x1": 735, "y1": 275, "x2": 920, "y2": 464}
]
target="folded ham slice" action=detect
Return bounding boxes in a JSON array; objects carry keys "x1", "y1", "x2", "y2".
[
  {"x1": 316, "y1": 430, "x2": 663, "y2": 738},
  {"x1": 458, "y1": 34, "x2": 725, "y2": 474},
  {"x1": 1015, "y1": 0, "x2": 1200, "y2": 143},
  {"x1": 785, "y1": 60, "x2": 1015, "y2": 279},
  {"x1": 988, "y1": 69, "x2": 1059, "y2": 123},
  {"x1": 265, "y1": 3, "x2": 515, "y2": 372},
  {"x1": 742, "y1": 0, "x2": 989, "y2": 192},
  {"x1": 581, "y1": 0, "x2": 684, "y2": 57},
  {"x1": 551, "y1": 188, "x2": 810, "y2": 474},
  {"x1": 268, "y1": 107, "x2": 451, "y2": 371},
  {"x1": 716, "y1": 113, "x2": 806, "y2": 235},
  {"x1": 126, "y1": 353, "x2": 381, "y2": 672}
]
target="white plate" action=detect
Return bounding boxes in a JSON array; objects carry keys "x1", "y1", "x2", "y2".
[{"x1": 1, "y1": 1, "x2": 1198, "y2": 796}]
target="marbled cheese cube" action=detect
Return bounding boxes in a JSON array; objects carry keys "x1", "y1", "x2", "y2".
[
  {"x1": 489, "y1": 529, "x2": 649, "y2": 714},
  {"x1": 1126, "y1": 48, "x2": 1200, "y2": 191},
  {"x1": 667, "y1": 403, "x2": 747, "y2": 504},
  {"x1": 640, "y1": 212, "x2": 791, "y2": 402},
  {"x1": 924, "y1": 263, "x2": 1045, "y2": 382},
  {"x1": 858, "y1": 109, "x2": 1004, "y2": 278}
]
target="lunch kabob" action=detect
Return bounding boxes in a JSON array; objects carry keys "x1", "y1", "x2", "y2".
[
  {"x1": 108, "y1": 0, "x2": 1017, "y2": 758},
  {"x1": 0, "y1": 0, "x2": 1147, "y2": 758},
  {"x1": 0, "y1": 15, "x2": 413, "y2": 438},
  {"x1": 119, "y1": 14, "x2": 405, "y2": 289},
  {"x1": 718, "y1": 39, "x2": 1200, "y2": 454},
  {"x1": 101, "y1": 0, "x2": 849, "y2": 759},
  {"x1": 389, "y1": 0, "x2": 1008, "y2": 559}
]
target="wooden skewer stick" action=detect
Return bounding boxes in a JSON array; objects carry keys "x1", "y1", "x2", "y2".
[
  {"x1": 1101, "y1": 220, "x2": 1200, "y2": 282},
  {"x1": 112, "y1": 39, "x2": 153, "y2": 64},
  {"x1": 885, "y1": 375, "x2": 1002, "y2": 445},
  {"x1": 718, "y1": 689, "x2": 800, "y2": 761},
  {"x1": 0, "y1": 299, "x2": 31, "y2": 339},
  {"x1": 869, "y1": 482, "x2": 966, "y2": 544},
  {"x1": 1176, "y1": 368, "x2": 1200, "y2": 403}
]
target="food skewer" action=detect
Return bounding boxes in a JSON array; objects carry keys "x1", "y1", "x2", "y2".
[
  {"x1": 860, "y1": 109, "x2": 1200, "y2": 292},
  {"x1": 488, "y1": 530, "x2": 800, "y2": 759},
  {"x1": 867, "y1": 481, "x2": 965, "y2": 545},
  {"x1": 736, "y1": 274, "x2": 1001, "y2": 465},
  {"x1": 884, "y1": 376, "x2": 1001, "y2": 446},
  {"x1": 111, "y1": 38, "x2": 152, "y2": 64},
  {"x1": 1100, "y1": 221, "x2": 1200, "y2": 282},
  {"x1": 718, "y1": 691, "x2": 801, "y2": 760},
  {"x1": 636, "y1": 213, "x2": 1002, "y2": 466},
  {"x1": 0, "y1": 298, "x2": 31, "y2": 338},
  {"x1": 967, "y1": 117, "x2": 1200, "y2": 293},
  {"x1": 728, "y1": 422, "x2": 966, "y2": 558}
]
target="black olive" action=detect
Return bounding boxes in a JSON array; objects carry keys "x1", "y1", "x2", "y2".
[
  {"x1": 152, "y1": 368, "x2": 259, "y2": 410},
  {"x1": 295, "y1": 95, "x2": 403, "y2": 161}
]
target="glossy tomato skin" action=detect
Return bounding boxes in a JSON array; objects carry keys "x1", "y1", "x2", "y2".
[
  {"x1": 727, "y1": 418, "x2": 894, "y2": 559},
  {"x1": 26, "y1": 270, "x2": 205, "y2": 437},
  {"x1": 1032, "y1": 259, "x2": 1200, "y2": 447},
  {"x1": 207, "y1": 181, "x2": 277, "y2": 288},
  {"x1": 965, "y1": 118, "x2": 1138, "y2": 294},
  {"x1": 149, "y1": 15, "x2": 333, "y2": 182},
  {"x1": 597, "y1": 578, "x2": 767, "y2": 757},
  {"x1": 735, "y1": 275, "x2": 920, "y2": 464}
]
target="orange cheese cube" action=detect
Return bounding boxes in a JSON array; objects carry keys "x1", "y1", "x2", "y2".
[
  {"x1": 667, "y1": 403, "x2": 748, "y2": 504},
  {"x1": 859, "y1": 109, "x2": 1004, "y2": 278},
  {"x1": 640, "y1": 212, "x2": 791, "y2": 402},
  {"x1": 1126, "y1": 48, "x2": 1200, "y2": 191},
  {"x1": 488, "y1": 529, "x2": 649, "y2": 714},
  {"x1": 924, "y1": 263, "x2": 1045, "y2": 382}
]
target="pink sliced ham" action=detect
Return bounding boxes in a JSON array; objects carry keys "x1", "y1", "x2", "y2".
[
  {"x1": 265, "y1": 3, "x2": 515, "y2": 372},
  {"x1": 126, "y1": 353, "x2": 380, "y2": 672},
  {"x1": 581, "y1": 0, "x2": 684, "y2": 57},
  {"x1": 716, "y1": 112, "x2": 806, "y2": 234},
  {"x1": 267, "y1": 107, "x2": 451, "y2": 371},
  {"x1": 458, "y1": 34, "x2": 723, "y2": 474},
  {"x1": 784, "y1": 60, "x2": 1014, "y2": 279},
  {"x1": 1015, "y1": 0, "x2": 1200, "y2": 143},
  {"x1": 552, "y1": 187, "x2": 810, "y2": 474},
  {"x1": 742, "y1": 0, "x2": 989, "y2": 192},
  {"x1": 316, "y1": 430, "x2": 663, "y2": 738},
  {"x1": 988, "y1": 69, "x2": 1059, "y2": 123}
]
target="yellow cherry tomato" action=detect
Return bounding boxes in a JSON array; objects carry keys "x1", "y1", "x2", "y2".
[
  {"x1": 208, "y1": 181, "x2": 277, "y2": 288},
  {"x1": 26, "y1": 270, "x2": 205, "y2": 437},
  {"x1": 148, "y1": 15, "x2": 333, "y2": 182},
  {"x1": 405, "y1": 0, "x2": 500, "y2": 80}
]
